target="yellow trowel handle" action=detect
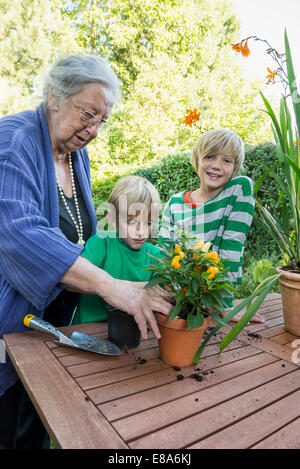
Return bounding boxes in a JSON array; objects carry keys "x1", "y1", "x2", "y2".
[{"x1": 23, "y1": 314, "x2": 66, "y2": 341}]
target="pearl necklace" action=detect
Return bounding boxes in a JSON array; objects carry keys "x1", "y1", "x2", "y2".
[{"x1": 56, "y1": 153, "x2": 85, "y2": 246}]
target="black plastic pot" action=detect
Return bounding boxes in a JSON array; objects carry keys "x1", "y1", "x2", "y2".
[{"x1": 106, "y1": 305, "x2": 141, "y2": 349}]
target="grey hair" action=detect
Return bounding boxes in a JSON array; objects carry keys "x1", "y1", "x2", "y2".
[{"x1": 43, "y1": 54, "x2": 121, "y2": 105}]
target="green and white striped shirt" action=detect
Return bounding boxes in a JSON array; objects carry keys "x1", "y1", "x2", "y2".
[{"x1": 158, "y1": 176, "x2": 255, "y2": 308}]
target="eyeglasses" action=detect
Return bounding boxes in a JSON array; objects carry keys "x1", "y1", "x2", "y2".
[{"x1": 71, "y1": 98, "x2": 110, "y2": 129}]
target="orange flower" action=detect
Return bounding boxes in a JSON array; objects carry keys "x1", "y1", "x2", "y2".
[
  {"x1": 241, "y1": 39, "x2": 250, "y2": 57},
  {"x1": 171, "y1": 255, "x2": 181, "y2": 269},
  {"x1": 192, "y1": 240, "x2": 204, "y2": 259},
  {"x1": 206, "y1": 266, "x2": 219, "y2": 280},
  {"x1": 182, "y1": 287, "x2": 187, "y2": 293},
  {"x1": 266, "y1": 67, "x2": 277, "y2": 83},
  {"x1": 183, "y1": 108, "x2": 200, "y2": 127},
  {"x1": 231, "y1": 39, "x2": 250, "y2": 57},
  {"x1": 204, "y1": 251, "x2": 219, "y2": 263},
  {"x1": 231, "y1": 41, "x2": 243, "y2": 52}
]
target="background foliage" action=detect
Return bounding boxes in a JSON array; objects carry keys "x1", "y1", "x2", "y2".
[
  {"x1": 1, "y1": 0, "x2": 281, "y2": 295},
  {"x1": 1, "y1": 0, "x2": 273, "y2": 180}
]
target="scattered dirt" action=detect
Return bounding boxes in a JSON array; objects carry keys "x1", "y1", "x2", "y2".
[
  {"x1": 177, "y1": 374, "x2": 184, "y2": 381},
  {"x1": 191, "y1": 373, "x2": 203, "y2": 382},
  {"x1": 173, "y1": 366, "x2": 181, "y2": 371},
  {"x1": 247, "y1": 332, "x2": 262, "y2": 339},
  {"x1": 136, "y1": 356, "x2": 147, "y2": 364}
]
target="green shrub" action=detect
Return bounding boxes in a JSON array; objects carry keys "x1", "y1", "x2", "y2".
[{"x1": 242, "y1": 142, "x2": 286, "y2": 260}]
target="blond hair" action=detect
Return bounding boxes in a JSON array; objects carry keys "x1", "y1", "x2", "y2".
[
  {"x1": 108, "y1": 175, "x2": 161, "y2": 221},
  {"x1": 190, "y1": 129, "x2": 244, "y2": 177}
]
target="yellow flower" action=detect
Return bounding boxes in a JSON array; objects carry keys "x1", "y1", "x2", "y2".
[
  {"x1": 171, "y1": 255, "x2": 182, "y2": 269},
  {"x1": 207, "y1": 266, "x2": 219, "y2": 279},
  {"x1": 193, "y1": 240, "x2": 205, "y2": 251},
  {"x1": 174, "y1": 244, "x2": 182, "y2": 254},
  {"x1": 192, "y1": 240, "x2": 204, "y2": 258},
  {"x1": 204, "y1": 251, "x2": 219, "y2": 263},
  {"x1": 202, "y1": 241, "x2": 211, "y2": 253}
]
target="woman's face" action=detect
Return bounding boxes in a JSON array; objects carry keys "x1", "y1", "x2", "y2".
[{"x1": 48, "y1": 83, "x2": 114, "y2": 156}]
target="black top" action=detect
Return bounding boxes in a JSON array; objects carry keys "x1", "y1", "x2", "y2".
[{"x1": 58, "y1": 168, "x2": 92, "y2": 244}]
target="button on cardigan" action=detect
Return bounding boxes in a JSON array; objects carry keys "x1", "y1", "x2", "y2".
[{"x1": 0, "y1": 104, "x2": 97, "y2": 395}]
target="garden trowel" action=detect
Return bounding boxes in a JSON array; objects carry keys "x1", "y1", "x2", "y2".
[{"x1": 23, "y1": 314, "x2": 121, "y2": 356}]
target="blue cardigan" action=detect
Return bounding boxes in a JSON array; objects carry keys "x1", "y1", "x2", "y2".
[{"x1": 0, "y1": 104, "x2": 97, "y2": 395}]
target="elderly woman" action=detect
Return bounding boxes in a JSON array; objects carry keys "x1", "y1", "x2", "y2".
[{"x1": 0, "y1": 55, "x2": 171, "y2": 448}]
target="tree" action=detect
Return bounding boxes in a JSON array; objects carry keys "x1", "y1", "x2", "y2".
[
  {"x1": 61, "y1": 0, "x2": 272, "y2": 182},
  {"x1": 0, "y1": 0, "x2": 80, "y2": 116}
]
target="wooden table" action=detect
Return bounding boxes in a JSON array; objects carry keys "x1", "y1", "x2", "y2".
[{"x1": 3, "y1": 293, "x2": 300, "y2": 449}]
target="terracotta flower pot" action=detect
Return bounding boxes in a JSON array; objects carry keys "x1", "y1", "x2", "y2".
[
  {"x1": 154, "y1": 312, "x2": 210, "y2": 367},
  {"x1": 276, "y1": 267, "x2": 300, "y2": 336}
]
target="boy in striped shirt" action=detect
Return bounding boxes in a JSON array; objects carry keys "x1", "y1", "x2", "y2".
[{"x1": 159, "y1": 128, "x2": 264, "y2": 323}]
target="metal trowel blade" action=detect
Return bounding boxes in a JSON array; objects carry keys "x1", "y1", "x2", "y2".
[{"x1": 70, "y1": 331, "x2": 121, "y2": 356}]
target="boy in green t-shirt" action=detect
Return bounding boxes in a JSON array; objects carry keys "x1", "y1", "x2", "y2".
[{"x1": 72, "y1": 175, "x2": 162, "y2": 324}]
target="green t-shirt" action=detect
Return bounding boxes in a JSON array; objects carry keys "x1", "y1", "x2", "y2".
[{"x1": 72, "y1": 230, "x2": 161, "y2": 324}]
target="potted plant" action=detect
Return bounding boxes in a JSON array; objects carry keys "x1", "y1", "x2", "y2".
[
  {"x1": 228, "y1": 31, "x2": 300, "y2": 338},
  {"x1": 145, "y1": 231, "x2": 234, "y2": 366}
]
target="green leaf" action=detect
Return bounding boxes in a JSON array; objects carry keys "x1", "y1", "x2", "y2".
[
  {"x1": 187, "y1": 311, "x2": 204, "y2": 329},
  {"x1": 201, "y1": 293, "x2": 214, "y2": 310},
  {"x1": 219, "y1": 286, "x2": 270, "y2": 352},
  {"x1": 144, "y1": 276, "x2": 168, "y2": 288},
  {"x1": 253, "y1": 162, "x2": 281, "y2": 195},
  {"x1": 192, "y1": 277, "x2": 199, "y2": 294},
  {"x1": 193, "y1": 273, "x2": 281, "y2": 363},
  {"x1": 259, "y1": 91, "x2": 285, "y2": 150},
  {"x1": 168, "y1": 302, "x2": 182, "y2": 322},
  {"x1": 209, "y1": 312, "x2": 231, "y2": 329},
  {"x1": 219, "y1": 273, "x2": 282, "y2": 352},
  {"x1": 285, "y1": 30, "x2": 300, "y2": 139}
]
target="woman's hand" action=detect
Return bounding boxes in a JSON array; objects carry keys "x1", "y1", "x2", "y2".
[
  {"x1": 61, "y1": 257, "x2": 172, "y2": 340},
  {"x1": 103, "y1": 280, "x2": 173, "y2": 340}
]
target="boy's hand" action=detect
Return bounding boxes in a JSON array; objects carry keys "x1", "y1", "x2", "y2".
[{"x1": 230, "y1": 311, "x2": 265, "y2": 324}]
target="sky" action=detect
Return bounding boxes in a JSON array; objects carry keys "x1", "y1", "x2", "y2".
[{"x1": 231, "y1": 0, "x2": 300, "y2": 98}]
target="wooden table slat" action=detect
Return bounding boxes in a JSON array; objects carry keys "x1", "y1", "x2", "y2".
[
  {"x1": 3, "y1": 341, "x2": 127, "y2": 449},
  {"x1": 251, "y1": 417, "x2": 300, "y2": 449},
  {"x1": 110, "y1": 359, "x2": 296, "y2": 442},
  {"x1": 99, "y1": 351, "x2": 277, "y2": 420},
  {"x1": 189, "y1": 388, "x2": 300, "y2": 449},
  {"x1": 130, "y1": 372, "x2": 300, "y2": 449}
]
